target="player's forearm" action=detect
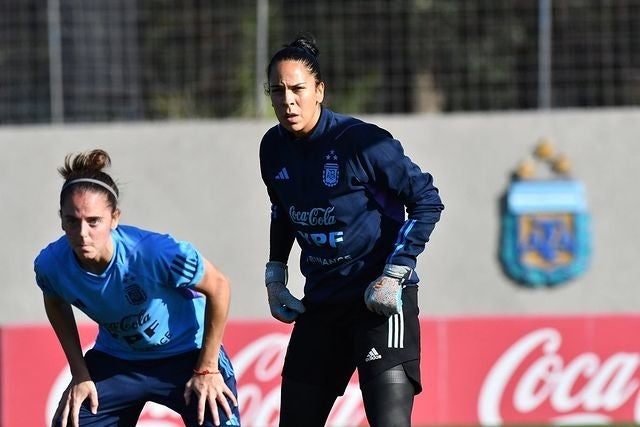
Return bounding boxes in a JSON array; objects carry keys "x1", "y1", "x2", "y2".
[
  {"x1": 194, "y1": 261, "x2": 231, "y2": 371},
  {"x1": 43, "y1": 295, "x2": 91, "y2": 381},
  {"x1": 269, "y1": 211, "x2": 295, "y2": 263},
  {"x1": 393, "y1": 177, "x2": 444, "y2": 263}
]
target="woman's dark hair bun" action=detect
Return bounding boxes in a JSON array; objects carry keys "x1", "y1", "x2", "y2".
[{"x1": 290, "y1": 35, "x2": 319, "y2": 58}]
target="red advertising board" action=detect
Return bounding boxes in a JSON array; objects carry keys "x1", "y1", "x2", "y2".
[{"x1": 2, "y1": 314, "x2": 639, "y2": 426}]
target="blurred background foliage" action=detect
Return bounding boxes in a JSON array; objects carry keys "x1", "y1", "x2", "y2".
[{"x1": 1, "y1": 0, "x2": 639, "y2": 124}]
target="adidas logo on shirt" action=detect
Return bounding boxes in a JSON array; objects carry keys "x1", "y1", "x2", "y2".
[
  {"x1": 225, "y1": 413, "x2": 240, "y2": 426},
  {"x1": 275, "y1": 167, "x2": 290, "y2": 180},
  {"x1": 365, "y1": 347, "x2": 382, "y2": 362}
]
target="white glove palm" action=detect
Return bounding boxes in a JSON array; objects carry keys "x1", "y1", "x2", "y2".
[
  {"x1": 364, "y1": 264, "x2": 412, "y2": 317},
  {"x1": 265, "y1": 261, "x2": 305, "y2": 323}
]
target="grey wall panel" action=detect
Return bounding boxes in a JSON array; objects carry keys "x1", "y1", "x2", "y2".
[{"x1": 2, "y1": 109, "x2": 638, "y2": 324}]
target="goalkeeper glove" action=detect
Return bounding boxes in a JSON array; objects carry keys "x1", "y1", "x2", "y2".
[
  {"x1": 364, "y1": 264, "x2": 412, "y2": 317},
  {"x1": 265, "y1": 261, "x2": 305, "y2": 323}
]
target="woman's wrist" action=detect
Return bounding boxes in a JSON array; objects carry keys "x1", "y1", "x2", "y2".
[{"x1": 192, "y1": 368, "x2": 220, "y2": 376}]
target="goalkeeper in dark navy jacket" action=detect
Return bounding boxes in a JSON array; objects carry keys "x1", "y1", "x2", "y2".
[{"x1": 259, "y1": 35, "x2": 444, "y2": 427}]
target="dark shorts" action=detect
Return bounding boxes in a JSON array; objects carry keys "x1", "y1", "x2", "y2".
[
  {"x1": 54, "y1": 348, "x2": 240, "y2": 427},
  {"x1": 282, "y1": 286, "x2": 421, "y2": 396}
]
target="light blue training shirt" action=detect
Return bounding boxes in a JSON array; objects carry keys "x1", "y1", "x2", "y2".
[{"x1": 35, "y1": 224, "x2": 213, "y2": 360}]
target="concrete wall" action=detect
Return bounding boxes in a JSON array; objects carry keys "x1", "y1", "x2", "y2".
[{"x1": 2, "y1": 108, "x2": 639, "y2": 325}]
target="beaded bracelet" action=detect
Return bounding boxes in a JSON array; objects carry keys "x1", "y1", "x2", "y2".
[{"x1": 193, "y1": 368, "x2": 220, "y2": 376}]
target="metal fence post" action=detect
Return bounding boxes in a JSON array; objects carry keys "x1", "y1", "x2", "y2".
[
  {"x1": 47, "y1": 0, "x2": 64, "y2": 122},
  {"x1": 256, "y1": 0, "x2": 269, "y2": 118},
  {"x1": 538, "y1": 0, "x2": 552, "y2": 109}
]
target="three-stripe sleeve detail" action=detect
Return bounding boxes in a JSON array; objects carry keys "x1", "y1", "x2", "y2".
[{"x1": 388, "y1": 219, "x2": 416, "y2": 262}]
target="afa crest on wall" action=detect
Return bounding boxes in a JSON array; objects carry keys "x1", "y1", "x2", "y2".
[{"x1": 500, "y1": 139, "x2": 591, "y2": 287}]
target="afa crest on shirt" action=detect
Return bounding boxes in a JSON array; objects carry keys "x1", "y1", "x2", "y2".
[
  {"x1": 323, "y1": 149, "x2": 339, "y2": 187},
  {"x1": 500, "y1": 139, "x2": 591, "y2": 287},
  {"x1": 124, "y1": 281, "x2": 147, "y2": 305}
]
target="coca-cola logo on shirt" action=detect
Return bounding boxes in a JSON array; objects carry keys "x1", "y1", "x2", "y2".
[
  {"x1": 478, "y1": 327, "x2": 640, "y2": 425},
  {"x1": 288, "y1": 206, "x2": 336, "y2": 226}
]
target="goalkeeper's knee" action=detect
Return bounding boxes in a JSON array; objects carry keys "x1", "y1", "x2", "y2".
[{"x1": 361, "y1": 365, "x2": 415, "y2": 427}]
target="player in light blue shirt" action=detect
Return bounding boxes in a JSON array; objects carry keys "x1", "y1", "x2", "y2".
[{"x1": 34, "y1": 149, "x2": 240, "y2": 427}]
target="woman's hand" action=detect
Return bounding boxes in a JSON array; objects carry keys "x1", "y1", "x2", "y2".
[
  {"x1": 184, "y1": 372, "x2": 238, "y2": 426},
  {"x1": 53, "y1": 379, "x2": 98, "y2": 427}
]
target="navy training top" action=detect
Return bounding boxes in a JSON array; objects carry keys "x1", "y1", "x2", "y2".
[{"x1": 260, "y1": 107, "x2": 444, "y2": 303}]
